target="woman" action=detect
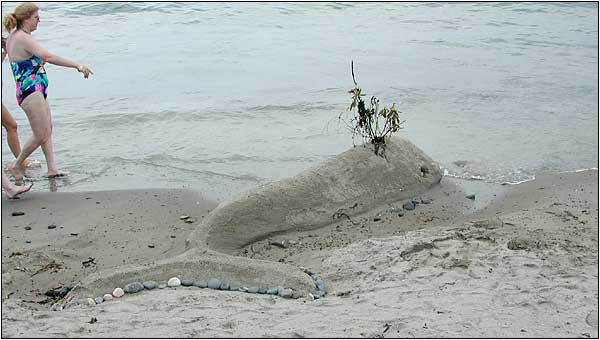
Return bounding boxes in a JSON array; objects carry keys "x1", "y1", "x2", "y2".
[
  {"x1": 3, "y1": 3, "x2": 92, "y2": 181},
  {"x1": 2, "y1": 36, "x2": 40, "y2": 169}
]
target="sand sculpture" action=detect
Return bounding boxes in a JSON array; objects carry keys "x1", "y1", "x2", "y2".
[{"x1": 59, "y1": 137, "x2": 442, "y2": 308}]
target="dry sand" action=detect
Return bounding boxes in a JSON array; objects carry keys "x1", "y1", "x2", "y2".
[{"x1": 1, "y1": 162, "x2": 598, "y2": 337}]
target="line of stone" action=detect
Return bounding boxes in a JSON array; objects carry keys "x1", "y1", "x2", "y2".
[{"x1": 60, "y1": 269, "x2": 328, "y2": 310}]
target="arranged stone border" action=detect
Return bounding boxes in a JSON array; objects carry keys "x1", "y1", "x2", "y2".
[{"x1": 60, "y1": 268, "x2": 328, "y2": 309}]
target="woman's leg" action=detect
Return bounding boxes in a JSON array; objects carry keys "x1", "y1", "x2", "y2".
[
  {"x1": 2, "y1": 103, "x2": 22, "y2": 158},
  {"x1": 8, "y1": 93, "x2": 51, "y2": 181},
  {"x1": 2, "y1": 170, "x2": 33, "y2": 199},
  {"x1": 41, "y1": 99, "x2": 67, "y2": 177}
]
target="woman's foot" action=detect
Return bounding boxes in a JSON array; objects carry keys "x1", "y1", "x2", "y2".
[
  {"x1": 47, "y1": 170, "x2": 68, "y2": 178},
  {"x1": 5, "y1": 182, "x2": 33, "y2": 199},
  {"x1": 7, "y1": 162, "x2": 25, "y2": 182}
]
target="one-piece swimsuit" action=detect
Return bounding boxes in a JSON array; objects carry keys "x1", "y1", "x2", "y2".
[{"x1": 10, "y1": 54, "x2": 48, "y2": 105}]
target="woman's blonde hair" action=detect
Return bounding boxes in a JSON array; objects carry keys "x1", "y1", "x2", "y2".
[{"x1": 2, "y1": 3, "x2": 39, "y2": 32}]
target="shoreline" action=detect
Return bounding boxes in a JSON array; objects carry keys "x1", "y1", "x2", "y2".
[{"x1": 1, "y1": 169, "x2": 598, "y2": 337}]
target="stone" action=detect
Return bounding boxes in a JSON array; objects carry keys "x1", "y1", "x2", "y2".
[
  {"x1": 266, "y1": 288, "x2": 279, "y2": 295},
  {"x1": 219, "y1": 281, "x2": 230, "y2": 290},
  {"x1": 193, "y1": 280, "x2": 208, "y2": 288},
  {"x1": 466, "y1": 194, "x2": 476, "y2": 200},
  {"x1": 167, "y1": 277, "x2": 181, "y2": 287},
  {"x1": 229, "y1": 283, "x2": 240, "y2": 291},
  {"x1": 315, "y1": 279, "x2": 327, "y2": 292},
  {"x1": 147, "y1": 244, "x2": 155, "y2": 248},
  {"x1": 421, "y1": 198, "x2": 432, "y2": 204},
  {"x1": 270, "y1": 239, "x2": 290, "y2": 248},
  {"x1": 143, "y1": 280, "x2": 158, "y2": 290},
  {"x1": 180, "y1": 279, "x2": 194, "y2": 287},
  {"x1": 94, "y1": 296, "x2": 104, "y2": 304},
  {"x1": 112, "y1": 287, "x2": 124, "y2": 298},
  {"x1": 292, "y1": 291, "x2": 304, "y2": 299},
  {"x1": 24, "y1": 226, "x2": 31, "y2": 230},
  {"x1": 207, "y1": 278, "x2": 221, "y2": 289},
  {"x1": 402, "y1": 201, "x2": 416, "y2": 211},
  {"x1": 87, "y1": 298, "x2": 96, "y2": 305},
  {"x1": 48, "y1": 224, "x2": 57, "y2": 229},
  {"x1": 179, "y1": 215, "x2": 190, "y2": 220},
  {"x1": 124, "y1": 282, "x2": 145, "y2": 294},
  {"x1": 258, "y1": 287, "x2": 267, "y2": 294},
  {"x1": 239, "y1": 287, "x2": 249, "y2": 292},
  {"x1": 11, "y1": 211, "x2": 25, "y2": 216},
  {"x1": 158, "y1": 283, "x2": 167, "y2": 289},
  {"x1": 278, "y1": 288, "x2": 293, "y2": 298},
  {"x1": 247, "y1": 287, "x2": 259, "y2": 294},
  {"x1": 45, "y1": 287, "x2": 71, "y2": 298},
  {"x1": 103, "y1": 294, "x2": 113, "y2": 301}
]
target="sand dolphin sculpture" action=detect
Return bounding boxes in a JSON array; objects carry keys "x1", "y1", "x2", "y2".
[
  {"x1": 62, "y1": 137, "x2": 442, "y2": 306},
  {"x1": 189, "y1": 136, "x2": 442, "y2": 255}
]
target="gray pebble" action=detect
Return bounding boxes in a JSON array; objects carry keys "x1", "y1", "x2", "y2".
[
  {"x1": 239, "y1": 287, "x2": 249, "y2": 292},
  {"x1": 466, "y1": 194, "x2": 476, "y2": 200},
  {"x1": 181, "y1": 279, "x2": 194, "y2": 287},
  {"x1": 421, "y1": 198, "x2": 432, "y2": 204},
  {"x1": 193, "y1": 280, "x2": 207, "y2": 288},
  {"x1": 247, "y1": 287, "x2": 259, "y2": 294},
  {"x1": 266, "y1": 288, "x2": 279, "y2": 295},
  {"x1": 292, "y1": 291, "x2": 304, "y2": 299},
  {"x1": 207, "y1": 278, "x2": 221, "y2": 289},
  {"x1": 402, "y1": 201, "x2": 416, "y2": 210},
  {"x1": 124, "y1": 282, "x2": 145, "y2": 294},
  {"x1": 258, "y1": 287, "x2": 267, "y2": 294},
  {"x1": 219, "y1": 281, "x2": 230, "y2": 290},
  {"x1": 24, "y1": 226, "x2": 31, "y2": 230},
  {"x1": 94, "y1": 296, "x2": 104, "y2": 304},
  {"x1": 279, "y1": 288, "x2": 293, "y2": 298},
  {"x1": 315, "y1": 279, "x2": 327, "y2": 293},
  {"x1": 158, "y1": 283, "x2": 167, "y2": 289},
  {"x1": 143, "y1": 280, "x2": 158, "y2": 290},
  {"x1": 229, "y1": 283, "x2": 240, "y2": 291}
]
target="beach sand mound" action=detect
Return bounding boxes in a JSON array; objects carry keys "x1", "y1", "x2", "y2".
[{"x1": 192, "y1": 137, "x2": 442, "y2": 254}]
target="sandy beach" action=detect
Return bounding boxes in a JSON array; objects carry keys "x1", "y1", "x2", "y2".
[{"x1": 1, "y1": 141, "x2": 598, "y2": 337}]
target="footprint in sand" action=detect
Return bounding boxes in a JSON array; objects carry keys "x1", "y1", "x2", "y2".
[{"x1": 586, "y1": 310, "x2": 598, "y2": 329}]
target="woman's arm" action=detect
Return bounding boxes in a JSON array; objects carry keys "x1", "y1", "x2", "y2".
[{"x1": 22, "y1": 34, "x2": 93, "y2": 78}]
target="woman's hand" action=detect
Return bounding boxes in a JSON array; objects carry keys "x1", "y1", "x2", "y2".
[{"x1": 77, "y1": 64, "x2": 93, "y2": 79}]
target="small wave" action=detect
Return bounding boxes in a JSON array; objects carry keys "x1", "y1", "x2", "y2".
[
  {"x1": 105, "y1": 156, "x2": 262, "y2": 182},
  {"x1": 443, "y1": 169, "x2": 488, "y2": 181},
  {"x1": 573, "y1": 167, "x2": 599, "y2": 173}
]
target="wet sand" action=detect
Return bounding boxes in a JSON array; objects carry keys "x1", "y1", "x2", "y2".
[{"x1": 1, "y1": 170, "x2": 598, "y2": 338}]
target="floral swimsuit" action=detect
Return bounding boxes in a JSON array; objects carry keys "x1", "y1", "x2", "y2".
[{"x1": 11, "y1": 54, "x2": 48, "y2": 105}]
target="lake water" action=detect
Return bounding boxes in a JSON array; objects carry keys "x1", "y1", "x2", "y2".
[{"x1": 2, "y1": 2, "x2": 598, "y2": 201}]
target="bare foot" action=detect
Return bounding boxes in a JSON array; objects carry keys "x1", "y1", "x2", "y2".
[
  {"x1": 5, "y1": 182, "x2": 33, "y2": 199},
  {"x1": 7, "y1": 162, "x2": 24, "y2": 182},
  {"x1": 47, "y1": 170, "x2": 69, "y2": 178}
]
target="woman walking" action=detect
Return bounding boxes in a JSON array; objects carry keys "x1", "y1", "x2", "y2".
[{"x1": 3, "y1": 3, "x2": 92, "y2": 181}]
